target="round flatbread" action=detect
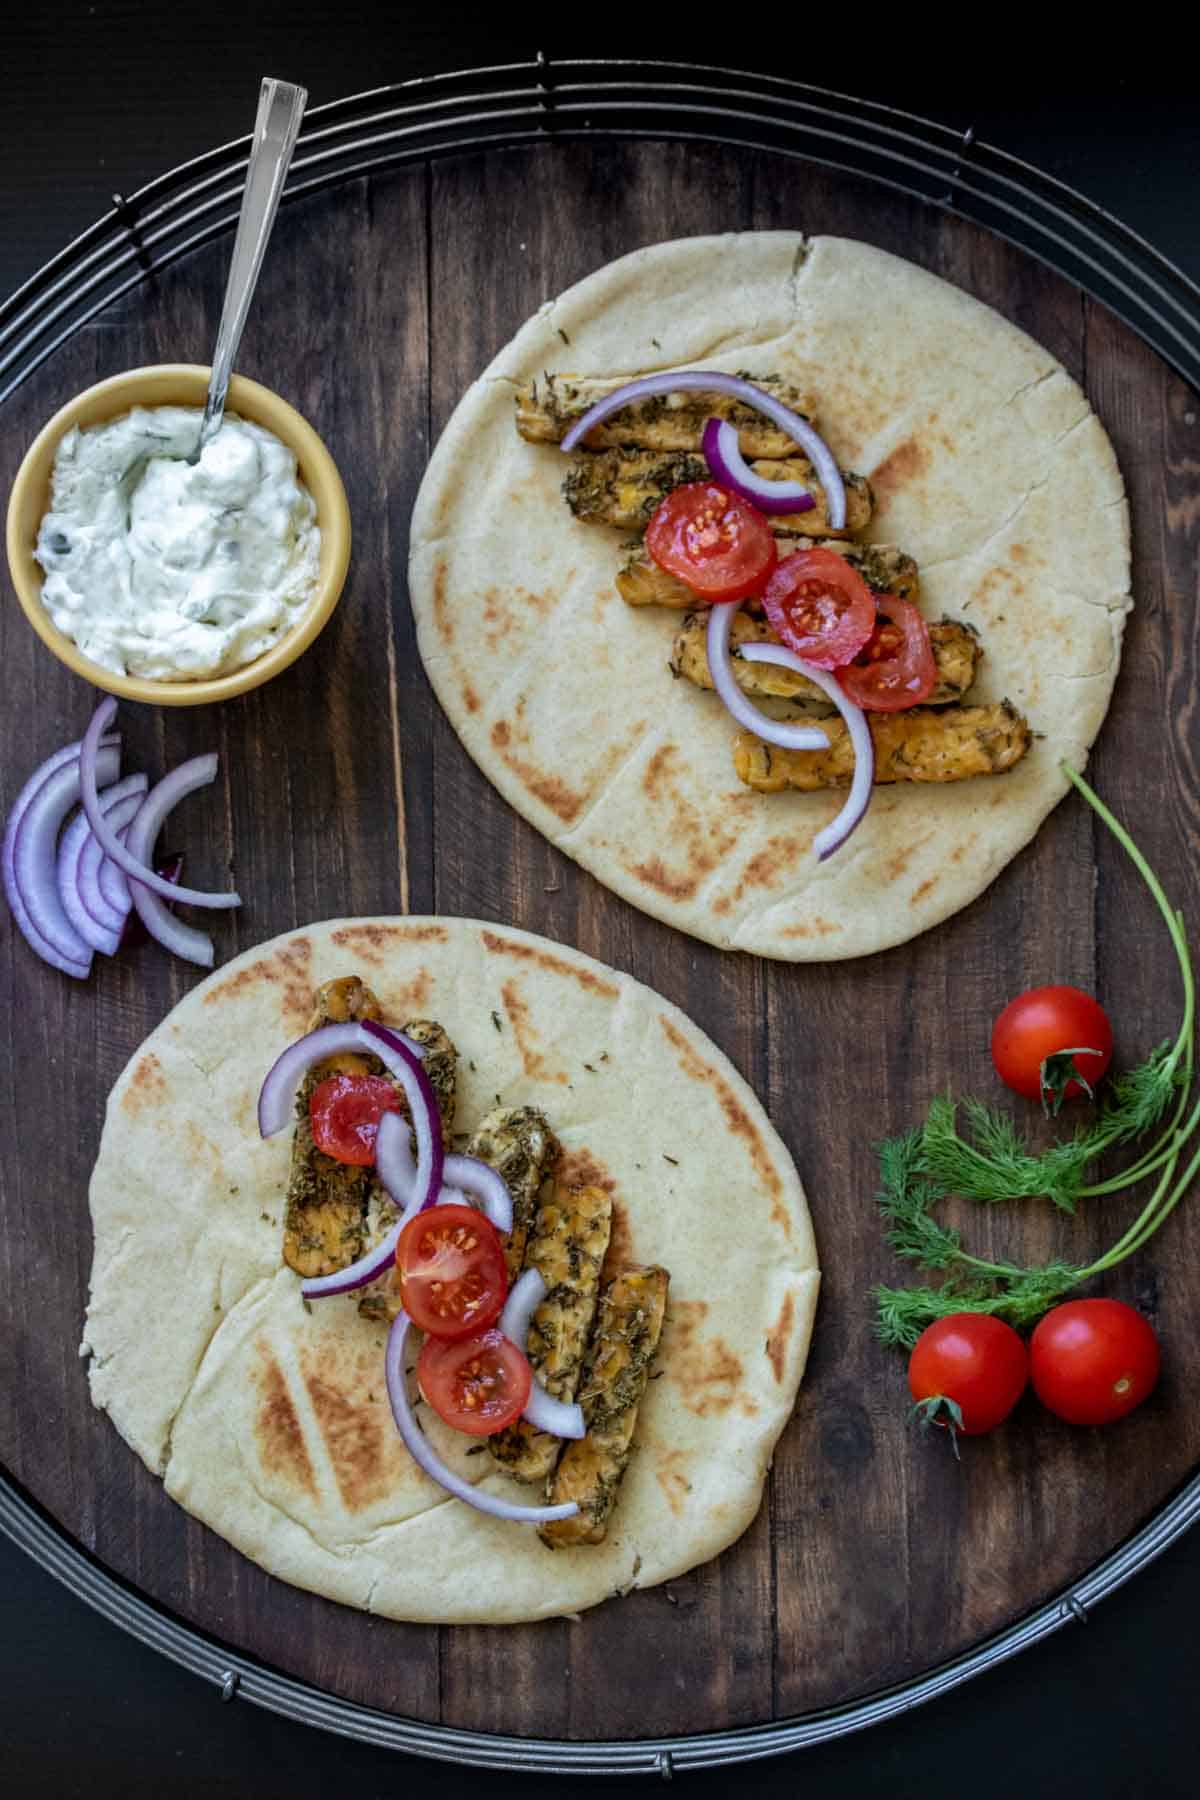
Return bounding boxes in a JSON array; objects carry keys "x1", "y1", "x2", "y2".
[
  {"x1": 409, "y1": 233, "x2": 1130, "y2": 960},
  {"x1": 83, "y1": 918, "x2": 819, "y2": 1624}
]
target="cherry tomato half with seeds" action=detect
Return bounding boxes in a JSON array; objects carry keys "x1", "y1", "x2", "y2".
[
  {"x1": 396, "y1": 1203, "x2": 508, "y2": 1340},
  {"x1": 991, "y1": 985, "x2": 1114, "y2": 1113},
  {"x1": 761, "y1": 547, "x2": 877, "y2": 669},
  {"x1": 645, "y1": 481, "x2": 777, "y2": 604},
  {"x1": 309, "y1": 1073, "x2": 403, "y2": 1166},
  {"x1": 417, "y1": 1327, "x2": 532, "y2": 1435},
  {"x1": 836, "y1": 595, "x2": 937, "y2": 711},
  {"x1": 1030, "y1": 1299, "x2": 1160, "y2": 1425},
  {"x1": 908, "y1": 1313, "x2": 1029, "y2": 1440}
]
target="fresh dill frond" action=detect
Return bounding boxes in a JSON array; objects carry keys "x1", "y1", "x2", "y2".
[
  {"x1": 921, "y1": 1095, "x2": 1100, "y2": 1214},
  {"x1": 876, "y1": 1128, "x2": 966, "y2": 1271}
]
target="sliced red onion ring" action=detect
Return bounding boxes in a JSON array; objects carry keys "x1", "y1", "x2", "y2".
[
  {"x1": 57, "y1": 774, "x2": 148, "y2": 952},
  {"x1": 705, "y1": 604, "x2": 830, "y2": 753},
  {"x1": 2, "y1": 737, "x2": 118, "y2": 977},
  {"x1": 375, "y1": 1106, "x2": 419, "y2": 1215},
  {"x1": 741, "y1": 642, "x2": 876, "y2": 859},
  {"x1": 125, "y1": 756, "x2": 222, "y2": 968},
  {"x1": 80, "y1": 698, "x2": 241, "y2": 909},
  {"x1": 441, "y1": 1154, "x2": 514, "y2": 1237},
  {"x1": 97, "y1": 829, "x2": 132, "y2": 920},
  {"x1": 385, "y1": 1312, "x2": 579, "y2": 1524},
  {"x1": 560, "y1": 371, "x2": 846, "y2": 530},
  {"x1": 9, "y1": 745, "x2": 121, "y2": 967},
  {"x1": 256, "y1": 1020, "x2": 444, "y2": 1301},
  {"x1": 701, "y1": 415, "x2": 814, "y2": 515},
  {"x1": 498, "y1": 1270, "x2": 587, "y2": 1441}
]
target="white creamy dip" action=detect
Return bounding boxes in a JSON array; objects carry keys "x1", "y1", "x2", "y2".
[{"x1": 35, "y1": 406, "x2": 321, "y2": 680}]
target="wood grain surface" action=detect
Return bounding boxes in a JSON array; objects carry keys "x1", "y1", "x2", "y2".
[{"x1": 2, "y1": 139, "x2": 1198, "y2": 1741}]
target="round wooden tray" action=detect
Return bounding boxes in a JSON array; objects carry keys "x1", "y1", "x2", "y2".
[{"x1": 3, "y1": 68, "x2": 1200, "y2": 1770}]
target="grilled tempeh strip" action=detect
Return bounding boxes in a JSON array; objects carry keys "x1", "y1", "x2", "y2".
[
  {"x1": 539, "y1": 1264, "x2": 670, "y2": 1548},
  {"x1": 464, "y1": 1105, "x2": 559, "y2": 1282},
  {"x1": 489, "y1": 1183, "x2": 613, "y2": 1484},
  {"x1": 283, "y1": 981, "x2": 458, "y2": 1281},
  {"x1": 516, "y1": 372, "x2": 819, "y2": 456},
  {"x1": 672, "y1": 611, "x2": 981, "y2": 708},
  {"x1": 618, "y1": 536, "x2": 920, "y2": 610},
  {"x1": 733, "y1": 701, "x2": 1031, "y2": 792},
  {"x1": 562, "y1": 449, "x2": 872, "y2": 538}
]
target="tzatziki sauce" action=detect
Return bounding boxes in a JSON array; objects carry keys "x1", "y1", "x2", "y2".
[{"x1": 35, "y1": 406, "x2": 322, "y2": 680}]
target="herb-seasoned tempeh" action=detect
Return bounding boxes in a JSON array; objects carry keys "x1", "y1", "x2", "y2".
[
  {"x1": 562, "y1": 449, "x2": 872, "y2": 538},
  {"x1": 516, "y1": 372, "x2": 819, "y2": 456},
  {"x1": 539, "y1": 1264, "x2": 670, "y2": 1548},
  {"x1": 465, "y1": 1105, "x2": 559, "y2": 1281},
  {"x1": 733, "y1": 701, "x2": 1031, "y2": 792},
  {"x1": 672, "y1": 611, "x2": 981, "y2": 708},
  {"x1": 618, "y1": 536, "x2": 920, "y2": 610},
  {"x1": 489, "y1": 1183, "x2": 613, "y2": 1484}
]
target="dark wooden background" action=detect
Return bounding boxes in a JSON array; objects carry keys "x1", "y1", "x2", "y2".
[{"x1": 2, "y1": 136, "x2": 1199, "y2": 1745}]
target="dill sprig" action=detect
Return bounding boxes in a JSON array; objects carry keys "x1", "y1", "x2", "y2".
[{"x1": 873, "y1": 764, "x2": 1198, "y2": 1350}]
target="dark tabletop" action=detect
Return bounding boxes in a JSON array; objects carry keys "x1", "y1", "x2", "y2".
[{"x1": 3, "y1": 11, "x2": 1199, "y2": 1798}]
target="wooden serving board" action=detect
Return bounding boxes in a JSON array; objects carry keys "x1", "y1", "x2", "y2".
[{"x1": 2, "y1": 138, "x2": 1198, "y2": 1743}]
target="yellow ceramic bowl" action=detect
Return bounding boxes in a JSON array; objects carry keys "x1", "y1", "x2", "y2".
[{"x1": 5, "y1": 365, "x2": 351, "y2": 706}]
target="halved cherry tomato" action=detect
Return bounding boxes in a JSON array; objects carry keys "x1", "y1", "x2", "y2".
[
  {"x1": 761, "y1": 547, "x2": 876, "y2": 669},
  {"x1": 1030, "y1": 1299, "x2": 1160, "y2": 1425},
  {"x1": 309, "y1": 1073, "x2": 403, "y2": 1166},
  {"x1": 836, "y1": 595, "x2": 936, "y2": 711},
  {"x1": 645, "y1": 481, "x2": 777, "y2": 603},
  {"x1": 991, "y1": 985, "x2": 1113, "y2": 1113},
  {"x1": 417, "y1": 1327, "x2": 532, "y2": 1435},
  {"x1": 908, "y1": 1313, "x2": 1029, "y2": 1441},
  {"x1": 397, "y1": 1203, "x2": 508, "y2": 1340}
]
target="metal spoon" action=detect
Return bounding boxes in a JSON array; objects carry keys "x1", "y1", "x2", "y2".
[{"x1": 192, "y1": 77, "x2": 307, "y2": 461}]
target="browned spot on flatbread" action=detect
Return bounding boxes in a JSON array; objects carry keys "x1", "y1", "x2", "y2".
[
  {"x1": 462, "y1": 682, "x2": 481, "y2": 714},
  {"x1": 501, "y1": 979, "x2": 568, "y2": 1084},
  {"x1": 256, "y1": 1348, "x2": 316, "y2": 1499},
  {"x1": 480, "y1": 930, "x2": 619, "y2": 999},
  {"x1": 871, "y1": 437, "x2": 929, "y2": 494},
  {"x1": 557, "y1": 1145, "x2": 615, "y2": 1191},
  {"x1": 718, "y1": 833, "x2": 811, "y2": 911},
  {"x1": 665, "y1": 1299, "x2": 747, "y2": 1419},
  {"x1": 488, "y1": 719, "x2": 584, "y2": 824},
  {"x1": 431, "y1": 560, "x2": 454, "y2": 645},
  {"x1": 626, "y1": 744, "x2": 738, "y2": 903},
  {"x1": 655, "y1": 1448, "x2": 693, "y2": 1517},
  {"x1": 330, "y1": 923, "x2": 448, "y2": 957},
  {"x1": 766, "y1": 1292, "x2": 795, "y2": 1383},
  {"x1": 780, "y1": 917, "x2": 840, "y2": 941},
  {"x1": 659, "y1": 1016, "x2": 790, "y2": 1235},
  {"x1": 884, "y1": 830, "x2": 936, "y2": 883},
  {"x1": 184, "y1": 1122, "x2": 220, "y2": 1169},
  {"x1": 602, "y1": 1198, "x2": 635, "y2": 1282},
  {"x1": 910, "y1": 876, "x2": 938, "y2": 905},
  {"x1": 202, "y1": 937, "x2": 313, "y2": 1024},
  {"x1": 122, "y1": 1052, "x2": 167, "y2": 1117},
  {"x1": 303, "y1": 1367, "x2": 388, "y2": 1514},
  {"x1": 950, "y1": 833, "x2": 979, "y2": 865}
]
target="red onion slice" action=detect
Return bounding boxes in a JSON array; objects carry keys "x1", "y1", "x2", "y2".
[
  {"x1": 498, "y1": 1270, "x2": 587, "y2": 1441},
  {"x1": 440, "y1": 1154, "x2": 514, "y2": 1237},
  {"x1": 385, "y1": 1312, "x2": 579, "y2": 1524},
  {"x1": 9, "y1": 745, "x2": 121, "y2": 966},
  {"x1": 97, "y1": 830, "x2": 132, "y2": 920},
  {"x1": 58, "y1": 774, "x2": 148, "y2": 951},
  {"x1": 706, "y1": 604, "x2": 830, "y2": 752},
  {"x1": 741, "y1": 642, "x2": 876, "y2": 859},
  {"x1": 701, "y1": 416, "x2": 814, "y2": 515},
  {"x1": 560, "y1": 371, "x2": 846, "y2": 530},
  {"x1": 125, "y1": 756, "x2": 222, "y2": 968},
  {"x1": 80, "y1": 699, "x2": 241, "y2": 909}
]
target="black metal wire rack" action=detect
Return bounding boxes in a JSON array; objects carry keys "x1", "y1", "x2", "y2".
[{"x1": 3, "y1": 55, "x2": 1200, "y2": 1775}]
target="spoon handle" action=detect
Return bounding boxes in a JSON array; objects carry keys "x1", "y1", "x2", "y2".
[{"x1": 199, "y1": 77, "x2": 307, "y2": 451}]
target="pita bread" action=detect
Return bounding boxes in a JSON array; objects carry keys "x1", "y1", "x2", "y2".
[
  {"x1": 82, "y1": 918, "x2": 818, "y2": 1624},
  {"x1": 409, "y1": 233, "x2": 1130, "y2": 960}
]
